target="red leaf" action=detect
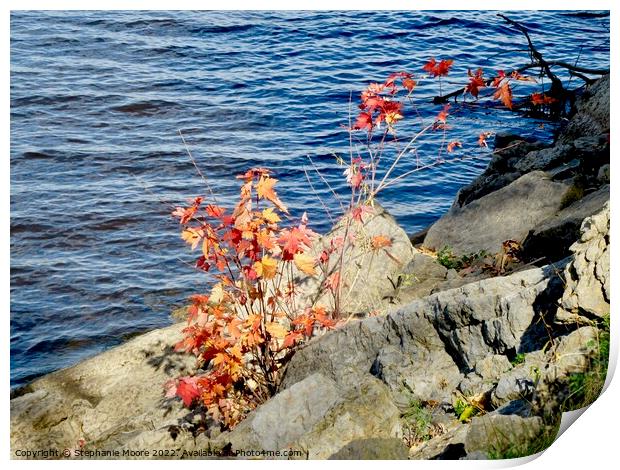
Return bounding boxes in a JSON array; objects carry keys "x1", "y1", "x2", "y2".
[
  {"x1": 423, "y1": 57, "x2": 453, "y2": 77},
  {"x1": 436, "y1": 104, "x2": 450, "y2": 123},
  {"x1": 465, "y1": 68, "x2": 485, "y2": 98},
  {"x1": 353, "y1": 111, "x2": 373, "y2": 131},
  {"x1": 531, "y1": 92, "x2": 557, "y2": 106},
  {"x1": 447, "y1": 141, "x2": 462, "y2": 153},
  {"x1": 176, "y1": 377, "x2": 201, "y2": 407}
]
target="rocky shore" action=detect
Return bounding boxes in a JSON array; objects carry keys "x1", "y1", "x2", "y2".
[{"x1": 10, "y1": 75, "x2": 610, "y2": 460}]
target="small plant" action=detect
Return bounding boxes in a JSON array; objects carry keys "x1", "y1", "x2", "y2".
[
  {"x1": 167, "y1": 169, "x2": 335, "y2": 428},
  {"x1": 436, "y1": 246, "x2": 488, "y2": 271},
  {"x1": 486, "y1": 422, "x2": 560, "y2": 459},
  {"x1": 511, "y1": 353, "x2": 526, "y2": 366},
  {"x1": 562, "y1": 314, "x2": 610, "y2": 410},
  {"x1": 402, "y1": 398, "x2": 434, "y2": 447},
  {"x1": 167, "y1": 52, "x2": 559, "y2": 428}
]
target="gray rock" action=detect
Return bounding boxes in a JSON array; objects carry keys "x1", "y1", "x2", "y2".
[
  {"x1": 394, "y1": 253, "x2": 449, "y2": 302},
  {"x1": 426, "y1": 264, "x2": 566, "y2": 370},
  {"x1": 423, "y1": 171, "x2": 571, "y2": 256},
  {"x1": 10, "y1": 323, "x2": 196, "y2": 457},
  {"x1": 544, "y1": 326, "x2": 600, "y2": 381},
  {"x1": 492, "y1": 367, "x2": 537, "y2": 407},
  {"x1": 296, "y1": 202, "x2": 416, "y2": 316},
  {"x1": 328, "y1": 438, "x2": 409, "y2": 460},
  {"x1": 281, "y1": 304, "x2": 461, "y2": 398},
  {"x1": 464, "y1": 414, "x2": 545, "y2": 457},
  {"x1": 292, "y1": 377, "x2": 402, "y2": 459},
  {"x1": 491, "y1": 350, "x2": 547, "y2": 407},
  {"x1": 556, "y1": 203, "x2": 609, "y2": 322},
  {"x1": 474, "y1": 355, "x2": 512, "y2": 381},
  {"x1": 454, "y1": 141, "x2": 545, "y2": 207},
  {"x1": 597, "y1": 164, "x2": 610, "y2": 184},
  {"x1": 409, "y1": 423, "x2": 468, "y2": 459},
  {"x1": 513, "y1": 144, "x2": 573, "y2": 174},
  {"x1": 559, "y1": 75, "x2": 610, "y2": 143},
  {"x1": 220, "y1": 373, "x2": 341, "y2": 453},
  {"x1": 522, "y1": 185, "x2": 609, "y2": 262}
]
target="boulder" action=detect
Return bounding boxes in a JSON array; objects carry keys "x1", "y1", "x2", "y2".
[
  {"x1": 391, "y1": 253, "x2": 449, "y2": 302},
  {"x1": 558, "y1": 74, "x2": 610, "y2": 143},
  {"x1": 474, "y1": 355, "x2": 513, "y2": 382},
  {"x1": 10, "y1": 323, "x2": 197, "y2": 458},
  {"x1": 556, "y1": 203, "x2": 609, "y2": 322},
  {"x1": 292, "y1": 377, "x2": 402, "y2": 459},
  {"x1": 522, "y1": 185, "x2": 609, "y2": 262},
  {"x1": 296, "y1": 203, "x2": 416, "y2": 316},
  {"x1": 424, "y1": 263, "x2": 567, "y2": 370},
  {"x1": 280, "y1": 303, "x2": 459, "y2": 396},
  {"x1": 328, "y1": 437, "x2": 409, "y2": 460},
  {"x1": 464, "y1": 414, "x2": 546, "y2": 457},
  {"x1": 454, "y1": 140, "x2": 545, "y2": 207},
  {"x1": 218, "y1": 373, "x2": 342, "y2": 453},
  {"x1": 423, "y1": 171, "x2": 571, "y2": 256}
]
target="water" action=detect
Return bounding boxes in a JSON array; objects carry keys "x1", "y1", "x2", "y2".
[{"x1": 10, "y1": 10, "x2": 610, "y2": 387}]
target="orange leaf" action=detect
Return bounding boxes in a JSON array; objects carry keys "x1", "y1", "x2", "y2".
[
  {"x1": 371, "y1": 235, "x2": 392, "y2": 250},
  {"x1": 447, "y1": 141, "x2": 462, "y2": 153},
  {"x1": 266, "y1": 322, "x2": 288, "y2": 340},
  {"x1": 282, "y1": 331, "x2": 304, "y2": 349},
  {"x1": 261, "y1": 207, "x2": 281, "y2": 224},
  {"x1": 493, "y1": 82, "x2": 513, "y2": 109},
  {"x1": 256, "y1": 176, "x2": 288, "y2": 213},
  {"x1": 181, "y1": 228, "x2": 202, "y2": 250},
  {"x1": 531, "y1": 92, "x2": 557, "y2": 106},
  {"x1": 293, "y1": 253, "x2": 317, "y2": 276},
  {"x1": 253, "y1": 256, "x2": 278, "y2": 280},
  {"x1": 402, "y1": 77, "x2": 416, "y2": 92}
]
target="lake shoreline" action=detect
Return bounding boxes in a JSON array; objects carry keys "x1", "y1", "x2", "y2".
[{"x1": 11, "y1": 74, "x2": 610, "y2": 459}]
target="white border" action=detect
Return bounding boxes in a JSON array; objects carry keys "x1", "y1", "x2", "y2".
[{"x1": 3, "y1": 2, "x2": 616, "y2": 469}]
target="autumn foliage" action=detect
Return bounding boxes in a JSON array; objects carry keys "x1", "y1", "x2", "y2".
[
  {"x1": 168, "y1": 169, "x2": 335, "y2": 427},
  {"x1": 168, "y1": 54, "x2": 558, "y2": 429}
]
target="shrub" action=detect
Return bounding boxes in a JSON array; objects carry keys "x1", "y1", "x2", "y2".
[{"x1": 166, "y1": 169, "x2": 335, "y2": 427}]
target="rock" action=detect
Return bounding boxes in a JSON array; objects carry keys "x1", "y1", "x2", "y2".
[
  {"x1": 454, "y1": 140, "x2": 545, "y2": 207},
  {"x1": 464, "y1": 414, "x2": 545, "y2": 457},
  {"x1": 393, "y1": 253, "x2": 449, "y2": 302},
  {"x1": 423, "y1": 171, "x2": 571, "y2": 256},
  {"x1": 474, "y1": 355, "x2": 512, "y2": 382},
  {"x1": 219, "y1": 373, "x2": 341, "y2": 453},
  {"x1": 522, "y1": 185, "x2": 609, "y2": 262},
  {"x1": 597, "y1": 164, "x2": 610, "y2": 184},
  {"x1": 513, "y1": 143, "x2": 574, "y2": 174},
  {"x1": 409, "y1": 423, "x2": 468, "y2": 459},
  {"x1": 292, "y1": 377, "x2": 402, "y2": 459},
  {"x1": 491, "y1": 350, "x2": 547, "y2": 407},
  {"x1": 371, "y1": 343, "x2": 461, "y2": 405},
  {"x1": 10, "y1": 323, "x2": 196, "y2": 457},
  {"x1": 556, "y1": 203, "x2": 609, "y2": 322},
  {"x1": 544, "y1": 326, "x2": 600, "y2": 380},
  {"x1": 546, "y1": 158, "x2": 581, "y2": 180},
  {"x1": 281, "y1": 303, "x2": 462, "y2": 400},
  {"x1": 425, "y1": 264, "x2": 567, "y2": 370},
  {"x1": 328, "y1": 438, "x2": 409, "y2": 460},
  {"x1": 494, "y1": 132, "x2": 540, "y2": 150},
  {"x1": 558, "y1": 74, "x2": 610, "y2": 143},
  {"x1": 296, "y1": 202, "x2": 416, "y2": 316}
]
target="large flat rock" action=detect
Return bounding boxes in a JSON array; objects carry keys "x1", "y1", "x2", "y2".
[
  {"x1": 423, "y1": 171, "x2": 571, "y2": 256},
  {"x1": 11, "y1": 322, "x2": 196, "y2": 457}
]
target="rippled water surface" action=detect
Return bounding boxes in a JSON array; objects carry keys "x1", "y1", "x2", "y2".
[{"x1": 10, "y1": 10, "x2": 610, "y2": 386}]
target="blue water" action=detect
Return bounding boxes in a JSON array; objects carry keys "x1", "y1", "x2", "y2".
[{"x1": 10, "y1": 10, "x2": 610, "y2": 387}]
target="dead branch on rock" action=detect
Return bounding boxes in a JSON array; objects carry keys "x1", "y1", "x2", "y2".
[{"x1": 433, "y1": 14, "x2": 609, "y2": 106}]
